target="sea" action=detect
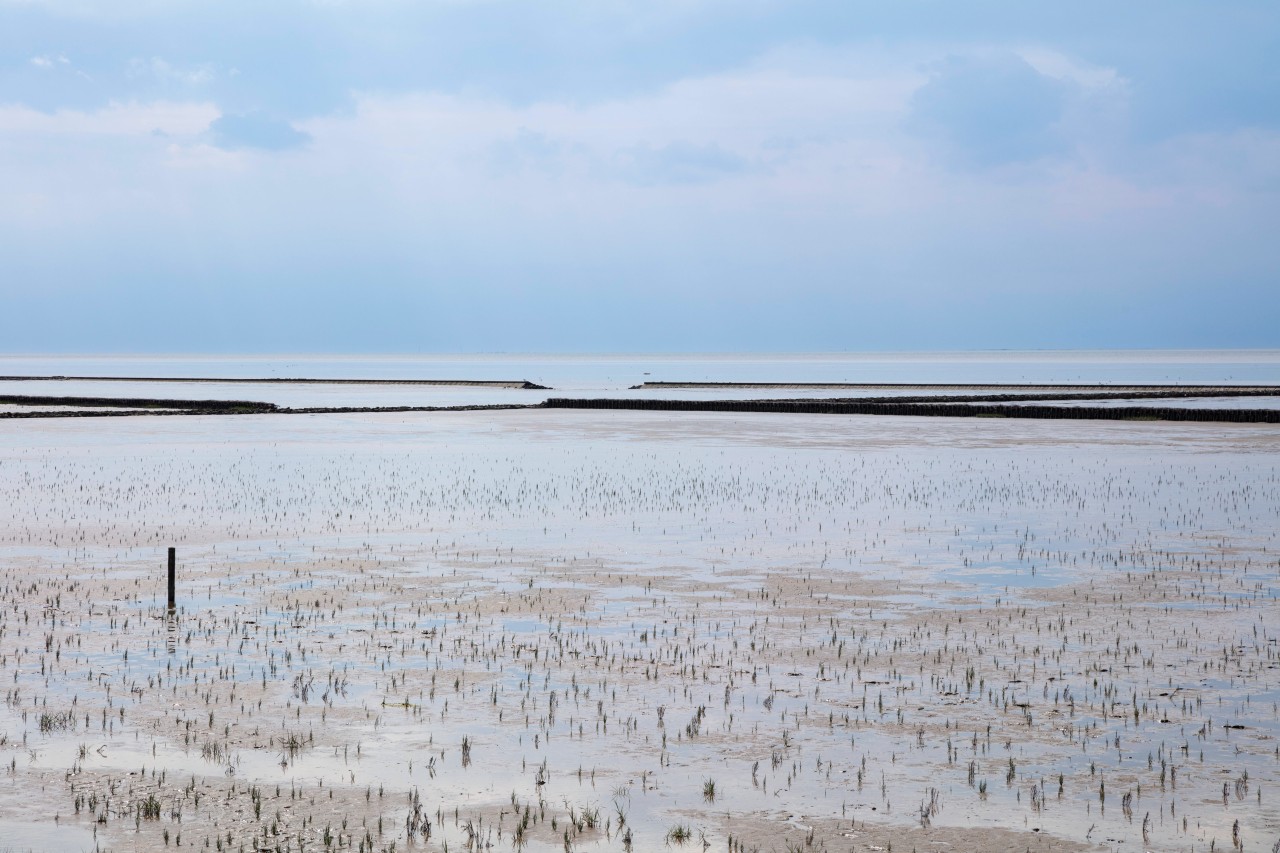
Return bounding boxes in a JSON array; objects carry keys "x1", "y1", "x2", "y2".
[{"x1": 2, "y1": 350, "x2": 1279, "y2": 409}]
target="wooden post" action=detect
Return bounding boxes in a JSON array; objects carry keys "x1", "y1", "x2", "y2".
[{"x1": 167, "y1": 547, "x2": 176, "y2": 610}]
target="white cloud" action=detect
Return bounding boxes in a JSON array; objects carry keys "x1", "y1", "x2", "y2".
[
  {"x1": 302, "y1": 59, "x2": 920, "y2": 195},
  {"x1": 1015, "y1": 47, "x2": 1125, "y2": 90},
  {"x1": 29, "y1": 54, "x2": 70, "y2": 69},
  {"x1": 0, "y1": 44, "x2": 1275, "y2": 280},
  {"x1": 127, "y1": 57, "x2": 216, "y2": 86}
]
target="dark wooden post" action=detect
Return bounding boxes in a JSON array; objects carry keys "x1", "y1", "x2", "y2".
[{"x1": 167, "y1": 547, "x2": 176, "y2": 609}]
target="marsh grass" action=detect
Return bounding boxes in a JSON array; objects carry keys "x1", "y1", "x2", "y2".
[
  {"x1": 39, "y1": 710, "x2": 76, "y2": 733},
  {"x1": 666, "y1": 824, "x2": 692, "y2": 844}
]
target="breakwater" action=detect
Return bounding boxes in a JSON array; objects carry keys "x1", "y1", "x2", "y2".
[
  {"x1": 543, "y1": 397, "x2": 1280, "y2": 423},
  {"x1": 0, "y1": 376, "x2": 550, "y2": 389}
]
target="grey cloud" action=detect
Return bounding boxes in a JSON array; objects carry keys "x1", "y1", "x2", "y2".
[
  {"x1": 210, "y1": 112, "x2": 309, "y2": 151},
  {"x1": 906, "y1": 53, "x2": 1070, "y2": 169}
]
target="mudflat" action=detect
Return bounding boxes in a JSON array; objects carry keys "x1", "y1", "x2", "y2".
[{"x1": 0, "y1": 410, "x2": 1276, "y2": 852}]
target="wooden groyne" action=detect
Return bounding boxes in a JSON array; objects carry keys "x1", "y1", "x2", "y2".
[
  {"x1": 0, "y1": 400, "x2": 538, "y2": 419},
  {"x1": 0, "y1": 376, "x2": 551, "y2": 389},
  {"x1": 817, "y1": 390, "x2": 1280, "y2": 404},
  {"x1": 0, "y1": 395, "x2": 277, "y2": 413},
  {"x1": 283, "y1": 404, "x2": 541, "y2": 415},
  {"x1": 542, "y1": 397, "x2": 1280, "y2": 424},
  {"x1": 631, "y1": 381, "x2": 1280, "y2": 393}
]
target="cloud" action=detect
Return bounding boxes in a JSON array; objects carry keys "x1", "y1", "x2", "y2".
[
  {"x1": 209, "y1": 112, "x2": 310, "y2": 151},
  {"x1": 29, "y1": 53, "x2": 69, "y2": 70},
  {"x1": 614, "y1": 141, "x2": 750, "y2": 186},
  {"x1": 487, "y1": 129, "x2": 572, "y2": 176},
  {"x1": 1, "y1": 9, "x2": 1278, "y2": 351},
  {"x1": 128, "y1": 57, "x2": 215, "y2": 86},
  {"x1": 906, "y1": 53, "x2": 1071, "y2": 169}
]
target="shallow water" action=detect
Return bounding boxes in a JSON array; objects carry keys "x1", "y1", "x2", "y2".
[
  {"x1": 2, "y1": 350, "x2": 1278, "y2": 408},
  {"x1": 0, "y1": 819, "x2": 96, "y2": 853}
]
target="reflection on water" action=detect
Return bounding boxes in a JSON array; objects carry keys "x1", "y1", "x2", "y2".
[{"x1": 166, "y1": 610, "x2": 178, "y2": 655}]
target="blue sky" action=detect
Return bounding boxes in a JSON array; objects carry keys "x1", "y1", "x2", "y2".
[{"x1": 2, "y1": 0, "x2": 1278, "y2": 352}]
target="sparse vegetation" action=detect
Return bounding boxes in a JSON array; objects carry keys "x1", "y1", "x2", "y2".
[
  {"x1": 0, "y1": 377, "x2": 1275, "y2": 853},
  {"x1": 666, "y1": 824, "x2": 693, "y2": 844}
]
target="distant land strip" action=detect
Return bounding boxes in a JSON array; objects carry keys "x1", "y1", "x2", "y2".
[
  {"x1": 543, "y1": 397, "x2": 1280, "y2": 423},
  {"x1": 0, "y1": 375, "x2": 550, "y2": 389},
  {"x1": 631, "y1": 381, "x2": 1280, "y2": 392}
]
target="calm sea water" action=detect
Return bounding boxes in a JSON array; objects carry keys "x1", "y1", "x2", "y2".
[{"x1": 1, "y1": 351, "x2": 1278, "y2": 407}]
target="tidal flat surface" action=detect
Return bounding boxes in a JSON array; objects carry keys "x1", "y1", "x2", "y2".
[{"x1": 0, "y1": 410, "x2": 1277, "y2": 852}]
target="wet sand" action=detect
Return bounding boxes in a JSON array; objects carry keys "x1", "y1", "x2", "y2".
[{"x1": 0, "y1": 410, "x2": 1277, "y2": 852}]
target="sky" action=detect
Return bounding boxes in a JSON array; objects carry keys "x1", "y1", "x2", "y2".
[{"x1": 2, "y1": 0, "x2": 1278, "y2": 353}]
